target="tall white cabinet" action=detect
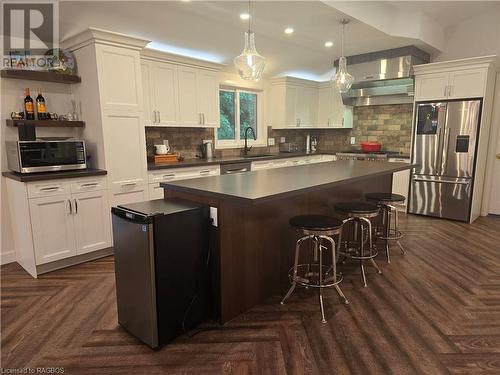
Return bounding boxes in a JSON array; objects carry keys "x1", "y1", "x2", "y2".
[{"x1": 64, "y1": 28, "x2": 149, "y2": 208}]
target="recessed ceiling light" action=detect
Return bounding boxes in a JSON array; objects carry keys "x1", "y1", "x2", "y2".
[
  {"x1": 284, "y1": 27, "x2": 294, "y2": 35},
  {"x1": 240, "y1": 13, "x2": 250, "y2": 20},
  {"x1": 324, "y1": 41, "x2": 334, "y2": 48}
]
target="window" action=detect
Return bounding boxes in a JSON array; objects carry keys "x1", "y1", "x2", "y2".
[{"x1": 216, "y1": 88, "x2": 265, "y2": 148}]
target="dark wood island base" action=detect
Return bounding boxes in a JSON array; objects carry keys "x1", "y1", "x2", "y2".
[{"x1": 162, "y1": 160, "x2": 414, "y2": 323}]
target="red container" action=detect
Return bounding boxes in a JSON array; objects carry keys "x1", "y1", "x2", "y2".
[{"x1": 360, "y1": 141, "x2": 382, "y2": 153}]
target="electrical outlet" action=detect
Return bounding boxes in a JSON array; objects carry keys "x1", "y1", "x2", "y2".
[
  {"x1": 267, "y1": 137, "x2": 275, "y2": 146},
  {"x1": 280, "y1": 137, "x2": 286, "y2": 143},
  {"x1": 350, "y1": 137, "x2": 356, "y2": 145}
]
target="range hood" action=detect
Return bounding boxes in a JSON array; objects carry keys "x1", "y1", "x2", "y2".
[{"x1": 338, "y1": 46, "x2": 430, "y2": 106}]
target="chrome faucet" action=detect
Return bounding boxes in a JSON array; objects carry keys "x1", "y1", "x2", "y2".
[{"x1": 244, "y1": 127, "x2": 256, "y2": 155}]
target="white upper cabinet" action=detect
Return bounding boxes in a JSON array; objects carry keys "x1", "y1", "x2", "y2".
[
  {"x1": 177, "y1": 66, "x2": 200, "y2": 126},
  {"x1": 142, "y1": 60, "x2": 179, "y2": 125},
  {"x1": 271, "y1": 77, "x2": 350, "y2": 129},
  {"x1": 196, "y1": 70, "x2": 219, "y2": 127},
  {"x1": 141, "y1": 61, "x2": 154, "y2": 124},
  {"x1": 414, "y1": 65, "x2": 488, "y2": 102},
  {"x1": 96, "y1": 45, "x2": 143, "y2": 113},
  {"x1": 317, "y1": 85, "x2": 347, "y2": 128},
  {"x1": 447, "y1": 69, "x2": 487, "y2": 99}
]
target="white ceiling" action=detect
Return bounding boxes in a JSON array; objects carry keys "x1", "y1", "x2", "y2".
[{"x1": 59, "y1": 1, "x2": 498, "y2": 81}]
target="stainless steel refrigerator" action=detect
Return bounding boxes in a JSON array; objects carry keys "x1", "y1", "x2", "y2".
[{"x1": 409, "y1": 100, "x2": 482, "y2": 222}]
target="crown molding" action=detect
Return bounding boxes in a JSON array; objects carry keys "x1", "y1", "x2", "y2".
[
  {"x1": 140, "y1": 48, "x2": 225, "y2": 71},
  {"x1": 61, "y1": 28, "x2": 150, "y2": 51},
  {"x1": 414, "y1": 55, "x2": 499, "y2": 74},
  {"x1": 271, "y1": 76, "x2": 322, "y2": 87}
]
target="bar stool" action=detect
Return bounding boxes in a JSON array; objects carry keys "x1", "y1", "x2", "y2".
[
  {"x1": 281, "y1": 215, "x2": 349, "y2": 323},
  {"x1": 334, "y1": 202, "x2": 382, "y2": 288},
  {"x1": 365, "y1": 193, "x2": 406, "y2": 264}
]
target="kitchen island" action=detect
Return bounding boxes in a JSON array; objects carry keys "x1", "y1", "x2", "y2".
[{"x1": 161, "y1": 160, "x2": 414, "y2": 323}]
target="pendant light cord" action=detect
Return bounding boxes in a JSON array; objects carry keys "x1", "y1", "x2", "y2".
[
  {"x1": 341, "y1": 21, "x2": 344, "y2": 57},
  {"x1": 248, "y1": 0, "x2": 251, "y2": 33}
]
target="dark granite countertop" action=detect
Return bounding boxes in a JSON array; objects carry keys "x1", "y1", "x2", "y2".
[
  {"x1": 161, "y1": 160, "x2": 415, "y2": 204},
  {"x1": 148, "y1": 152, "x2": 335, "y2": 170},
  {"x1": 2, "y1": 168, "x2": 107, "y2": 182}
]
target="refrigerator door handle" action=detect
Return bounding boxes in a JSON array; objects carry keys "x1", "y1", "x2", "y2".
[
  {"x1": 441, "y1": 127, "x2": 451, "y2": 174},
  {"x1": 413, "y1": 177, "x2": 470, "y2": 185}
]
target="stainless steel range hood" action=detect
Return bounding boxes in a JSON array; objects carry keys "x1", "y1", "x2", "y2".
[{"x1": 339, "y1": 46, "x2": 430, "y2": 106}]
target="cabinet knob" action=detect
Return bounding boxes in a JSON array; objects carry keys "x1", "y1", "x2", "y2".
[{"x1": 496, "y1": 153, "x2": 500, "y2": 160}]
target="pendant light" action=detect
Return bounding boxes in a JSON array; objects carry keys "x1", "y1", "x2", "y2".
[
  {"x1": 234, "y1": 0, "x2": 266, "y2": 81},
  {"x1": 332, "y1": 18, "x2": 354, "y2": 93}
]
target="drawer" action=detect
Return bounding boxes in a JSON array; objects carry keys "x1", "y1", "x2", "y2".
[
  {"x1": 70, "y1": 176, "x2": 107, "y2": 193},
  {"x1": 109, "y1": 186, "x2": 147, "y2": 207},
  {"x1": 110, "y1": 180, "x2": 147, "y2": 195},
  {"x1": 272, "y1": 160, "x2": 290, "y2": 168},
  {"x1": 148, "y1": 165, "x2": 220, "y2": 183},
  {"x1": 27, "y1": 180, "x2": 70, "y2": 198},
  {"x1": 251, "y1": 161, "x2": 274, "y2": 170}
]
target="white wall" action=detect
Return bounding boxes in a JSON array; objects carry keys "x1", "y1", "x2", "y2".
[{"x1": 433, "y1": 8, "x2": 500, "y2": 62}]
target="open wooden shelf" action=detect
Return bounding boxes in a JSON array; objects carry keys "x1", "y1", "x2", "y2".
[
  {"x1": 1, "y1": 69, "x2": 81, "y2": 84},
  {"x1": 6, "y1": 119, "x2": 85, "y2": 128}
]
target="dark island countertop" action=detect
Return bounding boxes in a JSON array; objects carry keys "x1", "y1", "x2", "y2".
[
  {"x1": 161, "y1": 160, "x2": 415, "y2": 204},
  {"x1": 2, "y1": 168, "x2": 107, "y2": 182}
]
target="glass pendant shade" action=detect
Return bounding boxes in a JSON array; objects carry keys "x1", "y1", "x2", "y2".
[
  {"x1": 234, "y1": 31, "x2": 266, "y2": 81},
  {"x1": 332, "y1": 56, "x2": 354, "y2": 93}
]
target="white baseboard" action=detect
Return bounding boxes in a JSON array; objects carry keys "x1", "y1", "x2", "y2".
[{"x1": 1, "y1": 250, "x2": 16, "y2": 265}]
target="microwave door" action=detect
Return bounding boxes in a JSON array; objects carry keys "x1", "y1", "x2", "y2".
[
  {"x1": 413, "y1": 103, "x2": 447, "y2": 176},
  {"x1": 441, "y1": 100, "x2": 481, "y2": 178}
]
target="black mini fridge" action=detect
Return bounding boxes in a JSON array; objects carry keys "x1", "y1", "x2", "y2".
[{"x1": 111, "y1": 199, "x2": 210, "y2": 348}]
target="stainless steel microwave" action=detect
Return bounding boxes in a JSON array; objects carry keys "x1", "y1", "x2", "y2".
[{"x1": 6, "y1": 140, "x2": 87, "y2": 173}]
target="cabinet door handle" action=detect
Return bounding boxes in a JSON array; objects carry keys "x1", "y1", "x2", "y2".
[
  {"x1": 121, "y1": 182, "x2": 137, "y2": 187},
  {"x1": 199, "y1": 170, "x2": 211, "y2": 175},
  {"x1": 202, "y1": 113, "x2": 205, "y2": 125},
  {"x1": 40, "y1": 186, "x2": 60, "y2": 192},
  {"x1": 158, "y1": 110, "x2": 161, "y2": 123},
  {"x1": 68, "y1": 199, "x2": 72, "y2": 214},
  {"x1": 448, "y1": 85, "x2": 452, "y2": 97},
  {"x1": 162, "y1": 173, "x2": 176, "y2": 180},
  {"x1": 80, "y1": 182, "x2": 98, "y2": 188},
  {"x1": 444, "y1": 86, "x2": 447, "y2": 97},
  {"x1": 153, "y1": 111, "x2": 157, "y2": 123},
  {"x1": 74, "y1": 199, "x2": 78, "y2": 214},
  {"x1": 199, "y1": 113, "x2": 203, "y2": 124}
]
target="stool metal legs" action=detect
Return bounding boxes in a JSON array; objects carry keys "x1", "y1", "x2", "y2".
[
  {"x1": 281, "y1": 233, "x2": 349, "y2": 323},
  {"x1": 341, "y1": 217, "x2": 382, "y2": 287},
  {"x1": 378, "y1": 204, "x2": 405, "y2": 263}
]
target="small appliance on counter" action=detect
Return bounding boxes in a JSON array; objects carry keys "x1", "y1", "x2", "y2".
[
  {"x1": 199, "y1": 140, "x2": 214, "y2": 159},
  {"x1": 6, "y1": 140, "x2": 87, "y2": 173},
  {"x1": 111, "y1": 199, "x2": 211, "y2": 348},
  {"x1": 310, "y1": 136, "x2": 318, "y2": 153},
  {"x1": 360, "y1": 141, "x2": 382, "y2": 152},
  {"x1": 279, "y1": 142, "x2": 298, "y2": 153}
]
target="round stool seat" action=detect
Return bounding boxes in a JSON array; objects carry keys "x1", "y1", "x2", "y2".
[
  {"x1": 289, "y1": 215, "x2": 343, "y2": 231},
  {"x1": 334, "y1": 201, "x2": 379, "y2": 215},
  {"x1": 365, "y1": 192, "x2": 405, "y2": 203}
]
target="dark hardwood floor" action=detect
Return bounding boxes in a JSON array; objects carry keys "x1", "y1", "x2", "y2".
[{"x1": 2, "y1": 214, "x2": 500, "y2": 374}]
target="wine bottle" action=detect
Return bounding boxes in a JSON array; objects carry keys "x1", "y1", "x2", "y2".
[
  {"x1": 36, "y1": 88, "x2": 46, "y2": 120},
  {"x1": 24, "y1": 88, "x2": 34, "y2": 120}
]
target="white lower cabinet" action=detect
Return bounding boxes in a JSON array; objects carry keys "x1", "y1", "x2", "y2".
[
  {"x1": 27, "y1": 177, "x2": 111, "y2": 266},
  {"x1": 148, "y1": 165, "x2": 220, "y2": 199},
  {"x1": 73, "y1": 190, "x2": 112, "y2": 255},
  {"x1": 29, "y1": 193, "x2": 77, "y2": 265},
  {"x1": 251, "y1": 154, "x2": 334, "y2": 171},
  {"x1": 389, "y1": 158, "x2": 411, "y2": 206}
]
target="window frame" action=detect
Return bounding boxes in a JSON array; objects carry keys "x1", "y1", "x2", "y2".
[{"x1": 215, "y1": 87, "x2": 266, "y2": 149}]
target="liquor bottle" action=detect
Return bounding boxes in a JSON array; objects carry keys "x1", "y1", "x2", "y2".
[
  {"x1": 24, "y1": 88, "x2": 34, "y2": 120},
  {"x1": 36, "y1": 88, "x2": 46, "y2": 120}
]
